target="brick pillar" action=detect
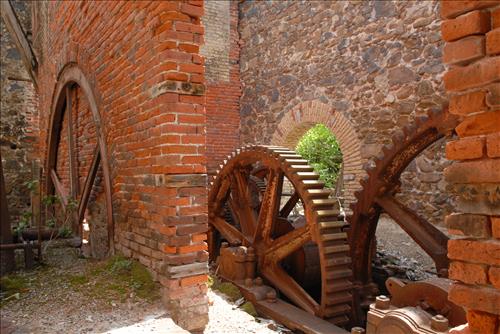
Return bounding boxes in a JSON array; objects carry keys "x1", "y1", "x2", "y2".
[
  {"x1": 441, "y1": 1, "x2": 500, "y2": 333},
  {"x1": 154, "y1": 1, "x2": 209, "y2": 332}
]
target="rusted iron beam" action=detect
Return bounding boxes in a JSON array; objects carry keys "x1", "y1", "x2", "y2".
[
  {"x1": 0, "y1": 0, "x2": 38, "y2": 88},
  {"x1": 50, "y1": 169, "x2": 68, "y2": 209},
  {"x1": 77, "y1": 145, "x2": 100, "y2": 227},
  {"x1": 375, "y1": 195, "x2": 449, "y2": 274},
  {"x1": 66, "y1": 86, "x2": 79, "y2": 198}
]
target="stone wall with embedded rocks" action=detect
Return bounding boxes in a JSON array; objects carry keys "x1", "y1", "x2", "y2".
[
  {"x1": 239, "y1": 0, "x2": 454, "y2": 226},
  {"x1": 0, "y1": 0, "x2": 38, "y2": 224}
]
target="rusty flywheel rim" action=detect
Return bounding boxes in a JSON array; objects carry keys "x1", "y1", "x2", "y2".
[
  {"x1": 347, "y1": 107, "x2": 459, "y2": 321},
  {"x1": 208, "y1": 145, "x2": 354, "y2": 326}
]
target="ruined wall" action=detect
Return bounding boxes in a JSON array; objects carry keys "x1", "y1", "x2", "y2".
[
  {"x1": 440, "y1": 1, "x2": 500, "y2": 333},
  {"x1": 0, "y1": 0, "x2": 38, "y2": 223},
  {"x1": 238, "y1": 0, "x2": 453, "y2": 224},
  {"x1": 32, "y1": 1, "x2": 208, "y2": 331},
  {"x1": 202, "y1": 0, "x2": 241, "y2": 175}
]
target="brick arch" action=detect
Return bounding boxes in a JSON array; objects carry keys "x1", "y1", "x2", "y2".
[
  {"x1": 271, "y1": 100, "x2": 364, "y2": 212},
  {"x1": 46, "y1": 63, "x2": 114, "y2": 251}
]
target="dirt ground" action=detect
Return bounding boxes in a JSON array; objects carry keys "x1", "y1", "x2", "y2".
[
  {"x1": 0, "y1": 247, "x2": 280, "y2": 334},
  {"x1": 376, "y1": 215, "x2": 441, "y2": 279},
  {"x1": 1, "y1": 216, "x2": 442, "y2": 334}
]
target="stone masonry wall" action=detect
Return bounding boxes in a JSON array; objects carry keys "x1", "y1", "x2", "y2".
[
  {"x1": 32, "y1": 1, "x2": 208, "y2": 331},
  {"x1": 440, "y1": 1, "x2": 500, "y2": 333},
  {"x1": 0, "y1": 0, "x2": 38, "y2": 223},
  {"x1": 202, "y1": 0, "x2": 241, "y2": 175},
  {"x1": 238, "y1": 0, "x2": 454, "y2": 225}
]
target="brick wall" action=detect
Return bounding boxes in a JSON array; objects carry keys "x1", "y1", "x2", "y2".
[
  {"x1": 32, "y1": 1, "x2": 208, "y2": 331},
  {"x1": 440, "y1": 1, "x2": 500, "y2": 333},
  {"x1": 202, "y1": 0, "x2": 241, "y2": 175}
]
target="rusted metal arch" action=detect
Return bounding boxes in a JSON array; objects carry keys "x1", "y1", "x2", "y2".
[
  {"x1": 208, "y1": 145, "x2": 354, "y2": 327},
  {"x1": 45, "y1": 64, "x2": 114, "y2": 252},
  {"x1": 347, "y1": 107, "x2": 459, "y2": 320}
]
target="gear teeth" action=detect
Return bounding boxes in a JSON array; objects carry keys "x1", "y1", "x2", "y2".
[
  {"x1": 208, "y1": 144, "x2": 353, "y2": 325},
  {"x1": 348, "y1": 108, "x2": 460, "y2": 318}
]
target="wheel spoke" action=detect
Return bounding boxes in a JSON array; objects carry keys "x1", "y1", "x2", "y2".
[
  {"x1": 261, "y1": 264, "x2": 319, "y2": 315},
  {"x1": 254, "y1": 170, "x2": 283, "y2": 243},
  {"x1": 65, "y1": 85, "x2": 79, "y2": 198},
  {"x1": 375, "y1": 195, "x2": 449, "y2": 271},
  {"x1": 50, "y1": 169, "x2": 68, "y2": 209},
  {"x1": 279, "y1": 191, "x2": 299, "y2": 217},
  {"x1": 78, "y1": 144, "x2": 100, "y2": 228},
  {"x1": 265, "y1": 225, "x2": 310, "y2": 262},
  {"x1": 230, "y1": 169, "x2": 257, "y2": 236},
  {"x1": 210, "y1": 176, "x2": 230, "y2": 215},
  {"x1": 211, "y1": 216, "x2": 247, "y2": 246}
]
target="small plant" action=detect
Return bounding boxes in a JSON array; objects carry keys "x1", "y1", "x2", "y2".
[
  {"x1": 58, "y1": 226, "x2": 72, "y2": 238},
  {"x1": 13, "y1": 211, "x2": 32, "y2": 237},
  {"x1": 108, "y1": 256, "x2": 132, "y2": 274},
  {"x1": 296, "y1": 124, "x2": 343, "y2": 188},
  {"x1": 42, "y1": 194, "x2": 59, "y2": 207},
  {"x1": 24, "y1": 179, "x2": 38, "y2": 192},
  {"x1": 47, "y1": 217, "x2": 56, "y2": 228}
]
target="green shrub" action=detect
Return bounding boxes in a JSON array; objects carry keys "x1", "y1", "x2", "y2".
[{"x1": 296, "y1": 124, "x2": 342, "y2": 188}]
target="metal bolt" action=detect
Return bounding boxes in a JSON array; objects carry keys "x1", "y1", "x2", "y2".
[
  {"x1": 266, "y1": 290, "x2": 277, "y2": 303},
  {"x1": 431, "y1": 314, "x2": 449, "y2": 332},
  {"x1": 375, "y1": 295, "x2": 390, "y2": 310},
  {"x1": 351, "y1": 327, "x2": 365, "y2": 334},
  {"x1": 254, "y1": 277, "x2": 263, "y2": 286},
  {"x1": 245, "y1": 278, "x2": 253, "y2": 287}
]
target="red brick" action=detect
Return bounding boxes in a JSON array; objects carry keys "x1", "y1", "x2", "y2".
[
  {"x1": 445, "y1": 213, "x2": 492, "y2": 237},
  {"x1": 449, "y1": 90, "x2": 488, "y2": 115},
  {"x1": 175, "y1": 22, "x2": 204, "y2": 34},
  {"x1": 164, "y1": 245, "x2": 177, "y2": 254},
  {"x1": 487, "y1": 133, "x2": 500, "y2": 157},
  {"x1": 446, "y1": 137, "x2": 485, "y2": 160},
  {"x1": 486, "y1": 28, "x2": 500, "y2": 54},
  {"x1": 444, "y1": 159, "x2": 500, "y2": 183},
  {"x1": 455, "y1": 111, "x2": 500, "y2": 137},
  {"x1": 179, "y1": 63, "x2": 204, "y2": 74},
  {"x1": 466, "y1": 310, "x2": 499, "y2": 334},
  {"x1": 178, "y1": 243, "x2": 207, "y2": 254},
  {"x1": 180, "y1": 3, "x2": 204, "y2": 18},
  {"x1": 490, "y1": 266, "x2": 500, "y2": 289},
  {"x1": 444, "y1": 57, "x2": 500, "y2": 92},
  {"x1": 159, "y1": 226, "x2": 177, "y2": 236},
  {"x1": 493, "y1": 7, "x2": 500, "y2": 28},
  {"x1": 449, "y1": 261, "x2": 489, "y2": 284},
  {"x1": 441, "y1": 1, "x2": 500, "y2": 19},
  {"x1": 180, "y1": 274, "x2": 207, "y2": 287},
  {"x1": 448, "y1": 239, "x2": 500, "y2": 266},
  {"x1": 179, "y1": 43, "x2": 199, "y2": 53},
  {"x1": 486, "y1": 82, "x2": 500, "y2": 107},
  {"x1": 492, "y1": 217, "x2": 500, "y2": 239},
  {"x1": 449, "y1": 283, "x2": 500, "y2": 315},
  {"x1": 442, "y1": 10, "x2": 491, "y2": 42},
  {"x1": 443, "y1": 36, "x2": 485, "y2": 65},
  {"x1": 192, "y1": 233, "x2": 207, "y2": 242}
]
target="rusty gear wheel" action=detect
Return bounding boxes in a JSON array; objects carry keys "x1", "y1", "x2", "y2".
[
  {"x1": 347, "y1": 108, "x2": 459, "y2": 321},
  {"x1": 208, "y1": 145, "x2": 354, "y2": 327}
]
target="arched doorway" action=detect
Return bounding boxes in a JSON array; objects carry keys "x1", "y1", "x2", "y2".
[
  {"x1": 272, "y1": 100, "x2": 364, "y2": 215},
  {"x1": 46, "y1": 64, "x2": 113, "y2": 258}
]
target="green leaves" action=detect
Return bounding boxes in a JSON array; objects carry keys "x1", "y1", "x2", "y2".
[{"x1": 296, "y1": 124, "x2": 342, "y2": 188}]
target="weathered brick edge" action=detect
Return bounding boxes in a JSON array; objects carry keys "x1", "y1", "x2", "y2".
[{"x1": 441, "y1": 1, "x2": 500, "y2": 333}]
